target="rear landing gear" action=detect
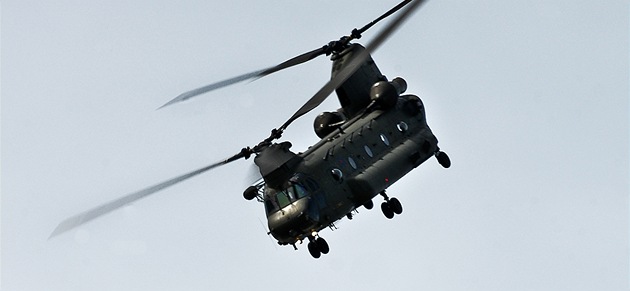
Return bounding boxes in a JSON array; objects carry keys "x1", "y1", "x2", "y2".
[
  {"x1": 307, "y1": 236, "x2": 329, "y2": 259},
  {"x1": 389, "y1": 197, "x2": 403, "y2": 214},
  {"x1": 381, "y1": 202, "x2": 394, "y2": 219},
  {"x1": 435, "y1": 150, "x2": 451, "y2": 168},
  {"x1": 307, "y1": 240, "x2": 320, "y2": 258},
  {"x1": 380, "y1": 191, "x2": 403, "y2": 219}
]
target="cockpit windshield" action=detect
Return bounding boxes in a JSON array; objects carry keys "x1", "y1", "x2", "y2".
[{"x1": 264, "y1": 182, "x2": 309, "y2": 215}]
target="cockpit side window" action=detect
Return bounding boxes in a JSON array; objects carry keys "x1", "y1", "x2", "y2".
[
  {"x1": 285, "y1": 187, "x2": 296, "y2": 200},
  {"x1": 276, "y1": 192, "x2": 290, "y2": 208},
  {"x1": 294, "y1": 184, "x2": 307, "y2": 198}
]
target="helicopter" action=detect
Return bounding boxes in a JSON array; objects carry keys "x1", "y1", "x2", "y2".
[{"x1": 50, "y1": 0, "x2": 451, "y2": 259}]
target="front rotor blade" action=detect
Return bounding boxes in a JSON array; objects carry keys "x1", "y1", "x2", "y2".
[
  {"x1": 49, "y1": 152, "x2": 245, "y2": 238},
  {"x1": 158, "y1": 47, "x2": 327, "y2": 109},
  {"x1": 280, "y1": 0, "x2": 427, "y2": 130}
]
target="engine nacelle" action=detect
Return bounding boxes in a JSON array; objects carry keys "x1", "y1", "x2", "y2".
[
  {"x1": 313, "y1": 111, "x2": 346, "y2": 139},
  {"x1": 370, "y1": 77, "x2": 407, "y2": 109}
]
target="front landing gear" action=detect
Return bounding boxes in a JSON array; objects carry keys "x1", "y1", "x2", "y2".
[
  {"x1": 380, "y1": 191, "x2": 403, "y2": 219},
  {"x1": 307, "y1": 236, "x2": 329, "y2": 259}
]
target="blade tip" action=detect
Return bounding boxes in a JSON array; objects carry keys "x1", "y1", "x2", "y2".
[
  {"x1": 157, "y1": 99, "x2": 178, "y2": 110},
  {"x1": 48, "y1": 225, "x2": 66, "y2": 240}
]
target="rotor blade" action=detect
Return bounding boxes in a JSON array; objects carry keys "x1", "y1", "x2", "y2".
[
  {"x1": 258, "y1": 46, "x2": 327, "y2": 77},
  {"x1": 49, "y1": 152, "x2": 245, "y2": 239},
  {"x1": 353, "y1": 0, "x2": 412, "y2": 37},
  {"x1": 158, "y1": 47, "x2": 328, "y2": 109},
  {"x1": 280, "y1": 0, "x2": 427, "y2": 130},
  {"x1": 158, "y1": 69, "x2": 266, "y2": 109}
]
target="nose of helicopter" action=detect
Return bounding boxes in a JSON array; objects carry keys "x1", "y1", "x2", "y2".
[{"x1": 267, "y1": 198, "x2": 315, "y2": 243}]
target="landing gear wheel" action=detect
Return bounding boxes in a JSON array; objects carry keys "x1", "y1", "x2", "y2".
[
  {"x1": 389, "y1": 197, "x2": 403, "y2": 215},
  {"x1": 316, "y1": 237, "x2": 329, "y2": 254},
  {"x1": 436, "y1": 151, "x2": 451, "y2": 168},
  {"x1": 308, "y1": 241, "x2": 321, "y2": 259},
  {"x1": 364, "y1": 199, "x2": 374, "y2": 210},
  {"x1": 243, "y1": 186, "x2": 258, "y2": 200},
  {"x1": 381, "y1": 202, "x2": 394, "y2": 219}
]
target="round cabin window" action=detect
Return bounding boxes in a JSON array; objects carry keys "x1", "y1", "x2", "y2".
[
  {"x1": 397, "y1": 121, "x2": 409, "y2": 132},
  {"x1": 364, "y1": 145, "x2": 373, "y2": 157},
  {"x1": 380, "y1": 133, "x2": 390, "y2": 146},
  {"x1": 331, "y1": 168, "x2": 343, "y2": 182},
  {"x1": 348, "y1": 157, "x2": 357, "y2": 169}
]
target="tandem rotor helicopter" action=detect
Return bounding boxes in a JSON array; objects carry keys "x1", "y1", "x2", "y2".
[{"x1": 51, "y1": 0, "x2": 451, "y2": 259}]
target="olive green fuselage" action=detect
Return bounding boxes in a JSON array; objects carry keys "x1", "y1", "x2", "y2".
[
  {"x1": 257, "y1": 44, "x2": 441, "y2": 246},
  {"x1": 265, "y1": 94, "x2": 438, "y2": 245}
]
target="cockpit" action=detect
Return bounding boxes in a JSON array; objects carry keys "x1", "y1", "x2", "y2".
[
  {"x1": 263, "y1": 174, "x2": 318, "y2": 216},
  {"x1": 264, "y1": 183, "x2": 308, "y2": 215}
]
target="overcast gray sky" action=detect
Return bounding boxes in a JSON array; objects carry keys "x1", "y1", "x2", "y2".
[{"x1": 2, "y1": 1, "x2": 628, "y2": 290}]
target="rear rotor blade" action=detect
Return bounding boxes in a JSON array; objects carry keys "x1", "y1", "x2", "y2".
[
  {"x1": 158, "y1": 70, "x2": 266, "y2": 109},
  {"x1": 280, "y1": 0, "x2": 427, "y2": 131},
  {"x1": 351, "y1": 0, "x2": 412, "y2": 39},
  {"x1": 158, "y1": 0, "x2": 418, "y2": 110},
  {"x1": 158, "y1": 46, "x2": 328, "y2": 109},
  {"x1": 49, "y1": 152, "x2": 246, "y2": 238},
  {"x1": 258, "y1": 46, "x2": 327, "y2": 77}
]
